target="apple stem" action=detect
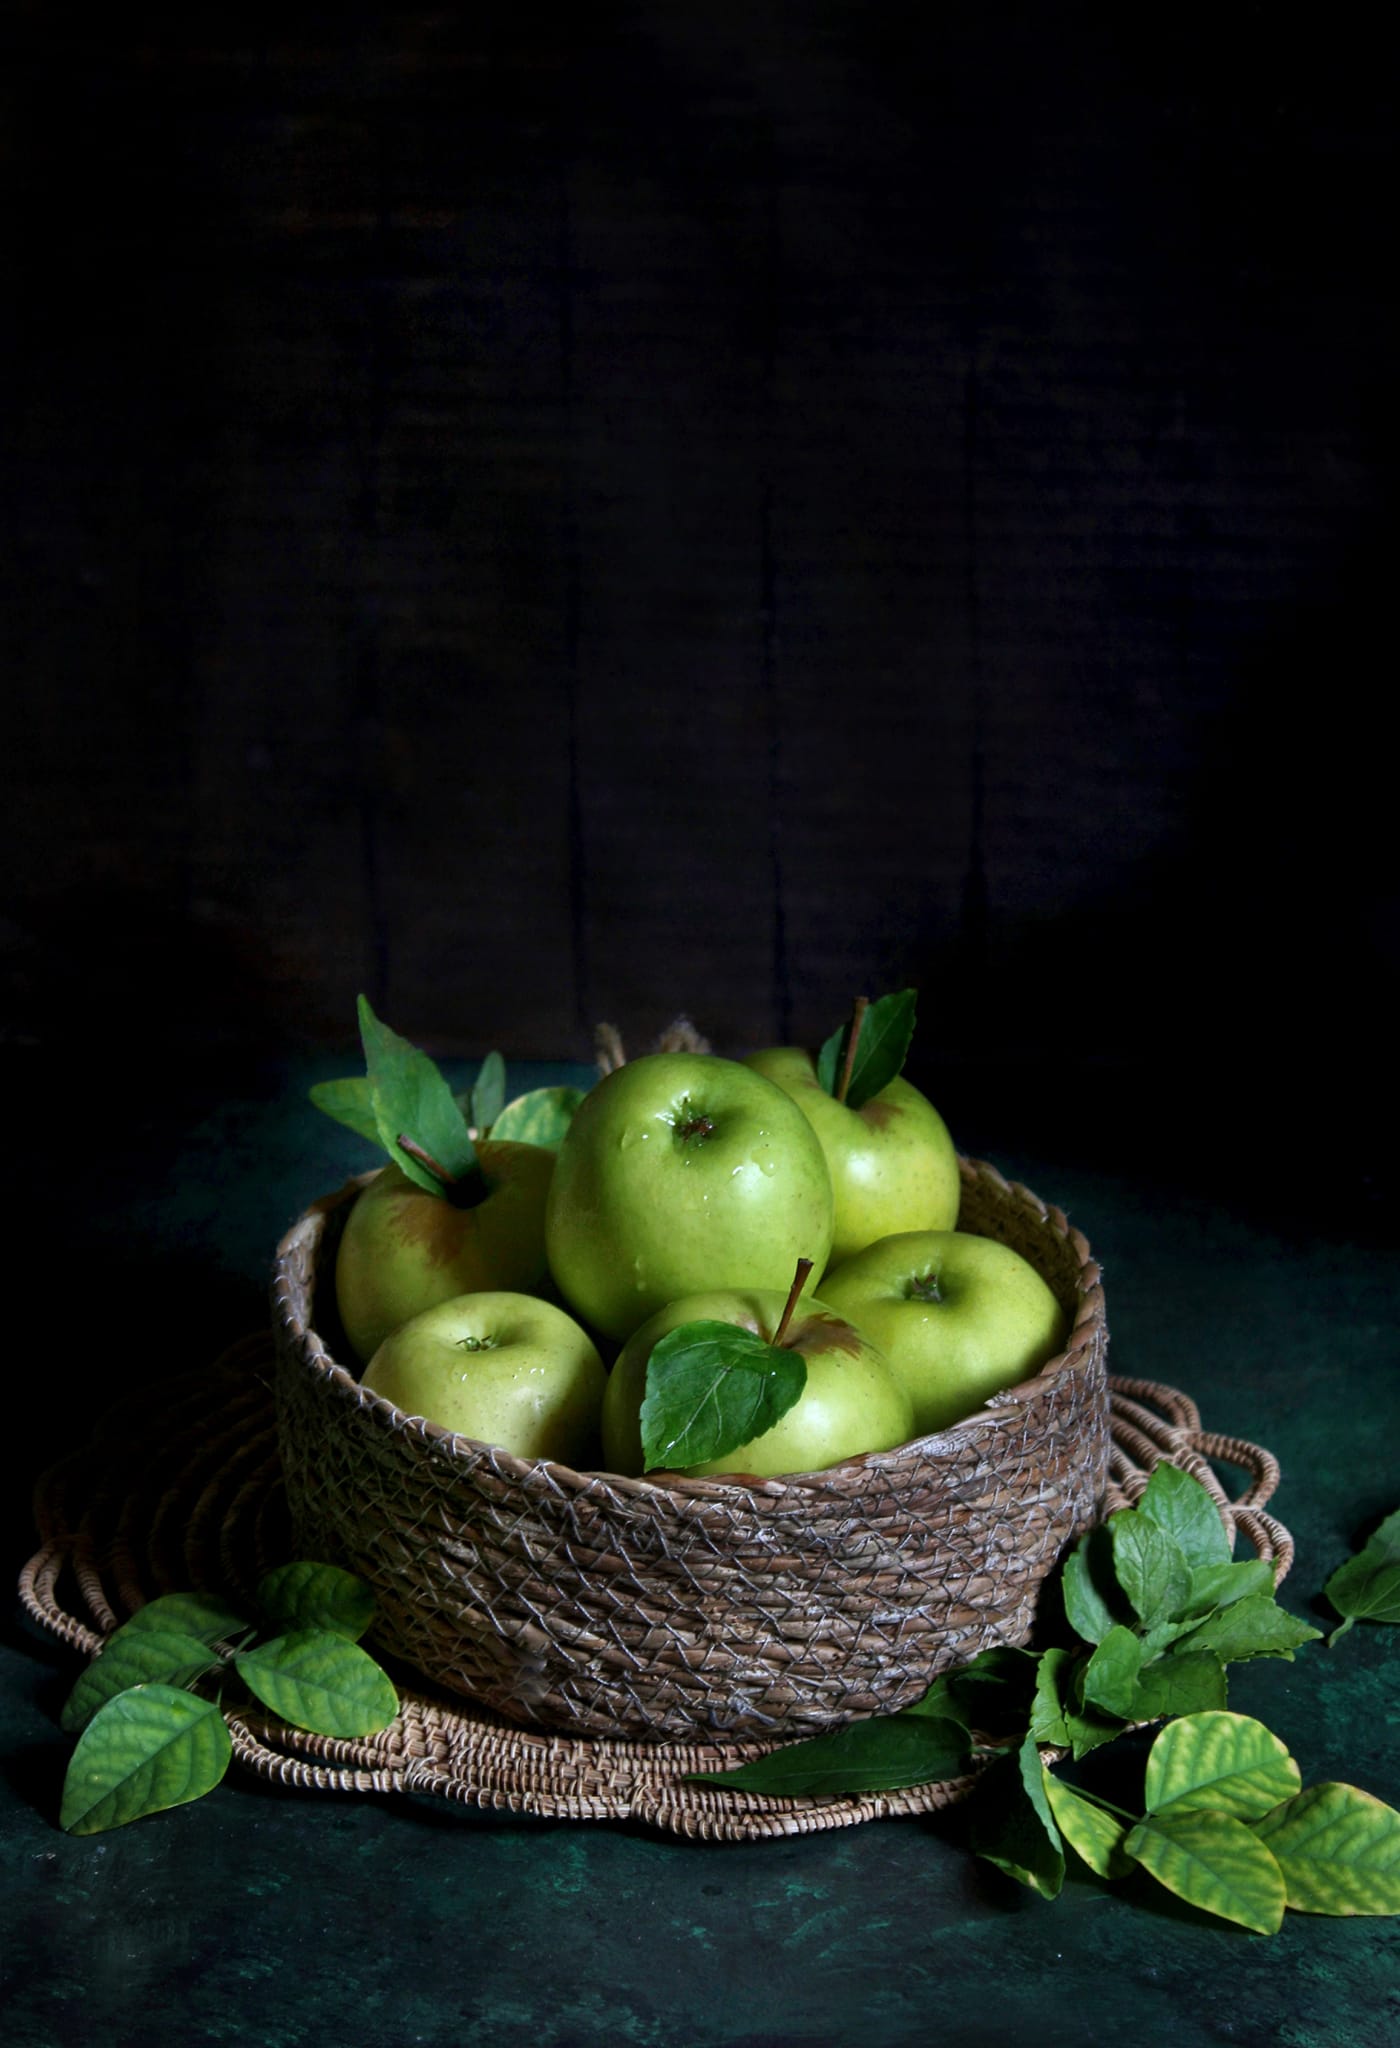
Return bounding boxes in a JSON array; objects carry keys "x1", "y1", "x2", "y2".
[
  {"x1": 773, "y1": 1257, "x2": 814, "y2": 1347},
  {"x1": 396, "y1": 1133, "x2": 458, "y2": 1187},
  {"x1": 395, "y1": 1134, "x2": 491, "y2": 1210},
  {"x1": 835, "y1": 996, "x2": 869, "y2": 1105}
]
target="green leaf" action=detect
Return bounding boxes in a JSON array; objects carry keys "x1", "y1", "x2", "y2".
[
  {"x1": 1081, "y1": 1627, "x2": 1144, "y2": 1720},
  {"x1": 1028, "y1": 1646, "x2": 1076, "y2": 1748},
  {"x1": 639, "y1": 1320, "x2": 806, "y2": 1472},
  {"x1": 1145, "y1": 1711, "x2": 1301, "y2": 1822},
  {"x1": 689, "y1": 1714, "x2": 971, "y2": 1799},
  {"x1": 898, "y1": 1672, "x2": 965, "y2": 1723},
  {"x1": 1132, "y1": 1462, "x2": 1233, "y2": 1571},
  {"x1": 1125, "y1": 1808, "x2": 1287, "y2": 1934},
  {"x1": 60, "y1": 1685, "x2": 232, "y2": 1835},
  {"x1": 1176, "y1": 1557, "x2": 1278, "y2": 1622},
  {"x1": 814, "y1": 989, "x2": 918, "y2": 1111},
  {"x1": 356, "y1": 994, "x2": 479, "y2": 1197},
  {"x1": 120, "y1": 1592, "x2": 246, "y2": 1644},
  {"x1": 61, "y1": 1631, "x2": 221, "y2": 1735},
  {"x1": 970, "y1": 1735, "x2": 1065, "y2": 1899},
  {"x1": 1128, "y1": 1650, "x2": 1228, "y2": 1723},
  {"x1": 234, "y1": 1631, "x2": 399, "y2": 1739},
  {"x1": 1325, "y1": 1509, "x2": 1400, "y2": 1632},
  {"x1": 1043, "y1": 1773, "x2": 1132, "y2": 1880},
  {"x1": 469, "y1": 1050, "x2": 507, "y2": 1134},
  {"x1": 308, "y1": 1075, "x2": 383, "y2": 1145},
  {"x1": 1175, "y1": 1594, "x2": 1321, "y2": 1665},
  {"x1": 1064, "y1": 1703, "x2": 1132, "y2": 1761},
  {"x1": 489, "y1": 1085, "x2": 586, "y2": 1151},
  {"x1": 1061, "y1": 1526, "x2": 1128, "y2": 1646},
  {"x1": 1109, "y1": 1510, "x2": 1192, "y2": 1630},
  {"x1": 1253, "y1": 1782, "x2": 1400, "y2": 1916},
  {"x1": 257, "y1": 1563, "x2": 377, "y2": 1643}
]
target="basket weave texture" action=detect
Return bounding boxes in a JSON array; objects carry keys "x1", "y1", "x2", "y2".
[
  {"x1": 272, "y1": 1156, "x2": 1111, "y2": 1743},
  {"x1": 19, "y1": 1346, "x2": 1294, "y2": 1842}
]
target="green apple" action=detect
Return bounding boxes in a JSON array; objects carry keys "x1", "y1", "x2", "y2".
[
  {"x1": 544, "y1": 1052, "x2": 835, "y2": 1341},
  {"x1": 335, "y1": 1140, "x2": 555, "y2": 1363},
  {"x1": 817, "y1": 1229, "x2": 1069, "y2": 1435},
  {"x1": 744, "y1": 1045, "x2": 960, "y2": 1264},
  {"x1": 601, "y1": 1286, "x2": 913, "y2": 1478},
  {"x1": 361, "y1": 1291, "x2": 606, "y2": 1464}
]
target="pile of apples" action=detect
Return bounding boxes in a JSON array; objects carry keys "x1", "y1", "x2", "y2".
[{"x1": 319, "y1": 995, "x2": 1068, "y2": 1479}]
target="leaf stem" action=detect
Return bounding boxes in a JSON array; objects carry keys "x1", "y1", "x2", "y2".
[
  {"x1": 773, "y1": 1258, "x2": 814, "y2": 1346},
  {"x1": 1050, "y1": 1775, "x2": 1139, "y2": 1824},
  {"x1": 835, "y1": 997, "x2": 869, "y2": 1105}
]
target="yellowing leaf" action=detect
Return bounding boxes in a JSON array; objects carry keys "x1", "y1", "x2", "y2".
[
  {"x1": 1126, "y1": 1809, "x2": 1287, "y2": 1934},
  {"x1": 1146, "y1": 1711, "x2": 1300, "y2": 1822},
  {"x1": 1044, "y1": 1772, "x2": 1131, "y2": 1879},
  {"x1": 1253, "y1": 1782, "x2": 1400, "y2": 1916}
]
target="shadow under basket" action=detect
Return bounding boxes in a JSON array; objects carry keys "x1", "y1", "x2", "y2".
[{"x1": 272, "y1": 1158, "x2": 1110, "y2": 1744}]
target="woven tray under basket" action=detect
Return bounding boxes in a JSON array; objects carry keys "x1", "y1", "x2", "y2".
[
  {"x1": 18, "y1": 1343, "x2": 1295, "y2": 1842},
  {"x1": 272, "y1": 1157, "x2": 1111, "y2": 1744}
]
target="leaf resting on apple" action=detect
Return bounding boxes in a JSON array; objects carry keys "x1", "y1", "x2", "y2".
[{"x1": 638, "y1": 1320, "x2": 808, "y2": 1472}]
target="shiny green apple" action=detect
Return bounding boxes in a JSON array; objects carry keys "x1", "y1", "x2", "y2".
[
  {"x1": 544, "y1": 1052, "x2": 835, "y2": 1342},
  {"x1": 335, "y1": 1141, "x2": 555, "y2": 1363},
  {"x1": 362, "y1": 1291, "x2": 606, "y2": 1464},
  {"x1": 744, "y1": 1045, "x2": 960, "y2": 1264},
  {"x1": 600, "y1": 1285, "x2": 913, "y2": 1478},
  {"x1": 817, "y1": 1229, "x2": 1069, "y2": 1435}
]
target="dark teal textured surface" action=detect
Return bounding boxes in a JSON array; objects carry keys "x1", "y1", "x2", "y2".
[{"x1": 5, "y1": 1056, "x2": 1398, "y2": 2048}]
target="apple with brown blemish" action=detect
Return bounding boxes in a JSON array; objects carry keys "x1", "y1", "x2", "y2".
[
  {"x1": 334, "y1": 1143, "x2": 555, "y2": 1363},
  {"x1": 600, "y1": 1282, "x2": 913, "y2": 1478}
]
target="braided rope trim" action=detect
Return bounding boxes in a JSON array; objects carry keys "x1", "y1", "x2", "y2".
[{"x1": 17, "y1": 1348, "x2": 1292, "y2": 1842}]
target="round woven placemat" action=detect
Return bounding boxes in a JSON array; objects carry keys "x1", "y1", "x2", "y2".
[{"x1": 18, "y1": 1336, "x2": 1294, "y2": 1842}]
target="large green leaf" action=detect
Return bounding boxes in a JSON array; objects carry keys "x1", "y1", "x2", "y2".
[
  {"x1": 308, "y1": 1075, "x2": 382, "y2": 1145},
  {"x1": 356, "y1": 995, "x2": 479, "y2": 1196},
  {"x1": 61, "y1": 1686, "x2": 232, "y2": 1835},
  {"x1": 1126, "y1": 1808, "x2": 1287, "y2": 1934},
  {"x1": 1109, "y1": 1511, "x2": 1192, "y2": 1630},
  {"x1": 120, "y1": 1592, "x2": 246, "y2": 1643},
  {"x1": 1145, "y1": 1711, "x2": 1301, "y2": 1822},
  {"x1": 1128, "y1": 1650, "x2": 1228, "y2": 1723},
  {"x1": 814, "y1": 989, "x2": 917, "y2": 1110},
  {"x1": 1174, "y1": 1594, "x2": 1320, "y2": 1664},
  {"x1": 61, "y1": 1630, "x2": 220, "y2": 1735},
  {"x1": 256, "y1": 1562, "x2": 376, "y2": 1643},
  {"x1": 1175, "y1": 1558, "x2": 1278, "y2": 1622},
  {"x1": 1252, "y1": 1782, "x2": 1400, "y2": 1916},
  {"x1": 639, "y1": 1320, "x2": 806, "y2": 1472},
  {"x1": 1132, "y1": 1462, "x2": 1232, "y2": 1570},
  {"x1": 1028, "y1": 1646, "x2": 1076, "y2": 1748},
  {"x1": 689, "y1": 1714, "x2": 971, "y2": 1799},
  {"x1": 1061, "y1": 1527, "x2": 1128, "y2": 1646},
  {"x1": 234, "y1": 1631, "x2": 398, "y2": 1739},
  {"x1": 1080, "y1": 1626, "x2": 1144, "y2": 1720}
]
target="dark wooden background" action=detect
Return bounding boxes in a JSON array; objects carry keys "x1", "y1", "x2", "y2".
[{"x1": 4, "y1": 6, "x2": 1394, "y2": 1184}]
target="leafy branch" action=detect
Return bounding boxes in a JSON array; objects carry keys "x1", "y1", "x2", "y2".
[
  {"x1": 59, "y1": 1565, "x2": 398, "y2": 1835},
  {"x1": 691, "y1": 1465, "x2": 1400, "y2": 1930},
  {"x1": 309, "y1": 997, "x2": 584, "y2": 1187}
]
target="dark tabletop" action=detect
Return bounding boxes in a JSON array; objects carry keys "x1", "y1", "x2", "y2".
[{"x1": 4, "y1": 1052, "x2": 1398, "y2": 2048}]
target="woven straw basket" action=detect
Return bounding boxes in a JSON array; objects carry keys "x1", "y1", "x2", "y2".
[{"x1": 272, "y1": 1149, "x2": 1110, "y2": 1745}]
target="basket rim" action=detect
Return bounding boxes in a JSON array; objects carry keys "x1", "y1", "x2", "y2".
[{"x1": 272, "y1": 1152, "x2": 1108, "y2": 1509}]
